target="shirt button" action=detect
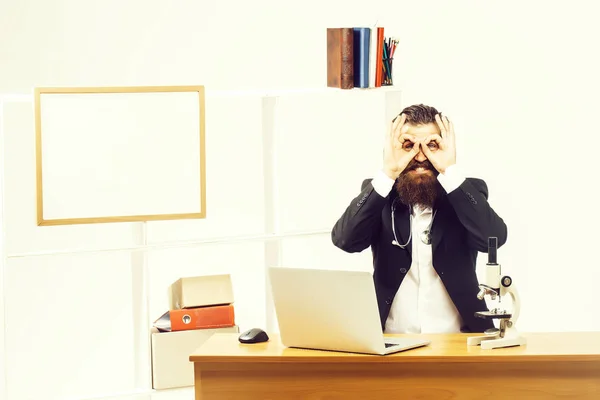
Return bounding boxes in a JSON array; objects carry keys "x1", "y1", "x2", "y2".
[
  {"x1": 385, "y1": 299, "x2": 392, "y2": 305},
  {"x1": 400, "y1": 268, "x2": 407, "y2": 273}
]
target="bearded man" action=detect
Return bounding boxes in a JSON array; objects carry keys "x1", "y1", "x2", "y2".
[{"x1": 331, "y1": 104, "x2": 507, "y2": 334}]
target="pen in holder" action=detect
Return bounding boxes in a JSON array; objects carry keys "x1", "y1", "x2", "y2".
[
  {"x1": 381, "y1": 37, "x2": 397, "y2": 86},
  {"x1": 382, "y1": 57, "x2": 394, "y2": 86}
]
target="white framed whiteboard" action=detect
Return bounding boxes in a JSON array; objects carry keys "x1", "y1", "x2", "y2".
[{"x1": 34, "y1": 86, "x2": 206, "y2": 226}]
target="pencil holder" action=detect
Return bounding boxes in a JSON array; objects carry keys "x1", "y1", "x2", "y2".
[{"x1": 382, "y1": 57, "x2": 394, "y2": 86}]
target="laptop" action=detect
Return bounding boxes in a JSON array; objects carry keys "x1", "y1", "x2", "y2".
[{"x1": 268, "y1": 266, "x2": 431, "y2": 355}]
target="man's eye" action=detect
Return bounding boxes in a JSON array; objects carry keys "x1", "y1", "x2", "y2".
[
  {"x1": 402, "y1": 141, "x2": 414, "y2": 149},
  {"x1": 427, "y1": 142, "x2": 438, "y2": 149}
]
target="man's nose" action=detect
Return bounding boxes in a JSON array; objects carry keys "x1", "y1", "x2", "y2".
[{"x1": 415, "y1": 149, "x2": 427, "y2": 162}]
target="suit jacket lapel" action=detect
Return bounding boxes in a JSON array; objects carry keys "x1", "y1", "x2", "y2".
[{"x1": 431, "y1": 197, "x2": 449, "y2": 253}]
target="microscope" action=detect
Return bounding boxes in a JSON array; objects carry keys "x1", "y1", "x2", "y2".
[{"x1": 467, "y1": 237, "x2": 527, "y2": 350}]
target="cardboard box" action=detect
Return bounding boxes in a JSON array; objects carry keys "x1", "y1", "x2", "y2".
[
  {"x1": 151, "y1": 325, "x2": 239, "y2": 390},
  {"x1": 154, "y1": 304, "x2": 235, "y2": 332},
  {"x1": 169, "y1": 274, "x2": 234, "y2": 309}
]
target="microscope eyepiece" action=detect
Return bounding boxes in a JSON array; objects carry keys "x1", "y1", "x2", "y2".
[{"x1": 487, "y1": 237, "x2": 498, "y2": 265}]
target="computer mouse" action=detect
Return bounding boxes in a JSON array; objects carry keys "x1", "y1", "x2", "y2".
[{"x1": 238, "y1": 328, "x2": 269, "y2": 344}]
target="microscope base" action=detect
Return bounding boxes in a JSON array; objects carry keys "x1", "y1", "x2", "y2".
[{"x1": 467, "y1": 334, "x2": 527, "y2": 350}]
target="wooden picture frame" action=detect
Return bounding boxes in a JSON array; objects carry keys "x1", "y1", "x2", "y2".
[{"x1": 34, "y1": 85, "x2": 206, "y2": 226}]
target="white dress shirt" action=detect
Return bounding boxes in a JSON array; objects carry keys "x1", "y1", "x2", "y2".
[{"x1": 371, "y1": 165, "x2": 466, "y2": 334}]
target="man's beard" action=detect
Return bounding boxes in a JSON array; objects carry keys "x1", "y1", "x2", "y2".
[{"x1": 395, "y1": 159, "x2": 443, "y2": 209}]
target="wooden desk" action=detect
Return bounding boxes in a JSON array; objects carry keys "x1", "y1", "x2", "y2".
[{"x1": 190, "y1": 332, "x2": 600, "y2": 399}]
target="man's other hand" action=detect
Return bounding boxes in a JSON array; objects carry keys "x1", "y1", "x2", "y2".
[
  {"x1": 382, "y1": 113, "x2": 421, "y2": 180},
  {"x1": 420, "y1": 114, "x2": 457, "y2": 174}
]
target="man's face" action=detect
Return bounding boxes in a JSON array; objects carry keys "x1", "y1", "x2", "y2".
[
  {"x1": 400, "y1": 122, "x2": 440, "y2": 180},
  {"x1": 395, "y1": 122, "x2": 442, "y2": 207}
]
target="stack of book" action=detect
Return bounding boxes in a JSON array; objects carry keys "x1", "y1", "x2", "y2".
[
  {"x1": 151, "y1": 274, "x2": 238, "y2": 390},
  {"x1": 327, "y1": 26, "x2": 398, "y2": 89}
]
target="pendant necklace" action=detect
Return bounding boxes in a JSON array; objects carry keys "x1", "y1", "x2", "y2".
[{"x1": 419, "y1": 209, "x2": 437, "y2": 245}]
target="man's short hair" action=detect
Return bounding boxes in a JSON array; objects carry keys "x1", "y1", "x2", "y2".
[{"x1": 400, "y1": 104, "x2": 440, "y2": 125}]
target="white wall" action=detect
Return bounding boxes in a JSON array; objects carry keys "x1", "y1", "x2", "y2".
[
  {"x1": 0, "y1": 87, "x2": 401, "y2": 400},
  {"x1": 2, "y1": 1, "x2": 600, "y2": 400},
  {"x1": 0, "y1": 94, "x2": 8, "y2": 400}
]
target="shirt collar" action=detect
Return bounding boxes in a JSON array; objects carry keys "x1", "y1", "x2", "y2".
[{"x1": 412, "y1": 204, "x2": 432, "y2": 216}]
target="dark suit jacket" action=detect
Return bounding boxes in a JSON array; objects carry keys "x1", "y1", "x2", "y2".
[{"x1": 331, "y1": 177, "x2": 508, "y2": 333}]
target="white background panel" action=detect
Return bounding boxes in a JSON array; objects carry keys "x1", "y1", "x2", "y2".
[
  {"x1": 147, "y1": 241, "x2": 266, "y2": 334},
  {"x1": 278, "y1": 234, "x2": 373, "y2": 272},
  {"x1": 274, "y1": 91, "x2": 390, "y2": 233},
  {"x1": 39, "y1": 90, "x2": 202, "y2": 220},
  {"x1": 3, "y1": 252, "x2": 136, "y2": 400},
  {"x1": 145, "y1": 95, "x2": 265, "y2": 243},
  {"x1": 1, "y1": 100, "x2": 139, "y2": 255},
  {"x1": 0, "y1": 96, "x2": 7, "y2": 400}
]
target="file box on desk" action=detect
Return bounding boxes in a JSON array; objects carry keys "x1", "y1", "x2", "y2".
[{"x1": 151, "y1": 325, "x2": 239, "y2": 389}]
